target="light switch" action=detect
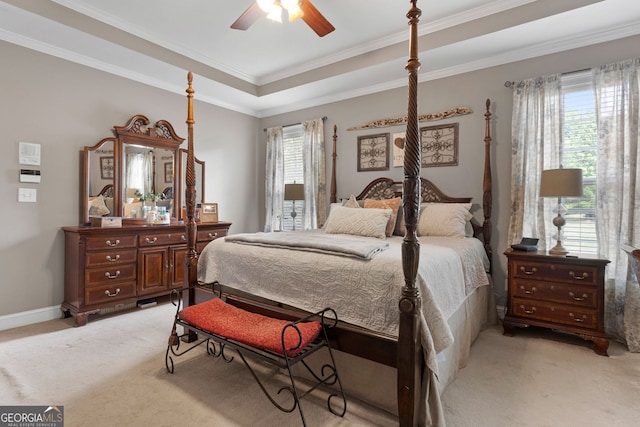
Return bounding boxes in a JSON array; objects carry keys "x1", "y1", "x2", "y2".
[{"x1": 18, "y1": 188, "x2": 37, "y2": 203}]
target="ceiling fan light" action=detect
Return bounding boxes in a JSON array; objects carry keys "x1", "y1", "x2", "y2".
[
  {"x1": 266, "y1": 4, "x2": 283, "y2": 23},
  {"x1": 257, "y1": 0, "x2": 274, "y2": 13},
  {"x1": 287, "y1": 5, "x2": 303, "y2": 21}
]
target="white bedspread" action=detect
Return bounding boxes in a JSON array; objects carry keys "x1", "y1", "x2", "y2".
[{"x1": 197, "y1": 231, "x2": 489, "y2": 374}]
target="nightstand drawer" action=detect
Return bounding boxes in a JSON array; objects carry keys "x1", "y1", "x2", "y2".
[
  {"x1": 545, "y1": 263, "x2": 599, "y2": 286},
  {"x1": 512, "y1": 278, "x2": 598, "y2": 308},
  {"x1": 512, "y1": 297, "x2": 598, "y2": 329},
  {"x1": 511, "y1": 259, "x2": 598, "y2": 286}
]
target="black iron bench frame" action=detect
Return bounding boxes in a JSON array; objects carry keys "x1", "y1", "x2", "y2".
[{"x1": 165, "y1": 282, "x2": 347, "y2": 426}]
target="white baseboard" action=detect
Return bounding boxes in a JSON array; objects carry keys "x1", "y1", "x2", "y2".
[{"x1": 0, "y1": 305, "x2": 61, "y2": 332}]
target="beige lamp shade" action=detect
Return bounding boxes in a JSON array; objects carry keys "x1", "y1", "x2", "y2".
[
  {"x1": 539, "y1": 168, "x2": 583, "y2": 197},
  {"x1": 284, "y1": 183, "x2": 304, "y2": 201}
]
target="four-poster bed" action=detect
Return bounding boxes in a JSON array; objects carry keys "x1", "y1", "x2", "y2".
[{"x1": 179, "y1": 1, "x2": 494, "y2": 425}]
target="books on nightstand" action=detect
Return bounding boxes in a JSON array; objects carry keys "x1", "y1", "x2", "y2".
[{"x1": 511, "y1": 237, "x2": 539, "y2": 252}]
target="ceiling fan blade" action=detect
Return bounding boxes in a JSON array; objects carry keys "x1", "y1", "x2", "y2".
[
  {"x1": 300, "y1": 0, "x2": 335, "y2": 37},
  {"x1": 231, "y1": 2, "x2": 263, "y2": 31}
]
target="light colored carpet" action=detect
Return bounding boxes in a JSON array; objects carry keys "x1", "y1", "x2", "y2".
[{"x1": 1, "y1": 302, "x2": 639, "y2": 426}]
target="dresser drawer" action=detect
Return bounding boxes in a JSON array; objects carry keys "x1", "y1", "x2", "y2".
[
  {"x1": 85, "y1": 263, "x2": 137, "y2": 286},
  {"x1": 512, "y1": 297, "x2": 598, "y2": 329},
  {"x1": 138, "y1": 232, "x2": 187, "y2": 247},
  {"x1": 512, "y1": 278, "x2": 598, "y2": 308},
  {"x1": 197, "y1": 228, "x2": 227, "y2": 242},
  {"x1": 85, "y1": 249, "x2": 137, "y2": 267},
  {"x1": 85, "y1": 282, "x2": 136, "y2": 305},
  {"x1": 86, "y1": 235, "x2": 137, "y2": 250}
]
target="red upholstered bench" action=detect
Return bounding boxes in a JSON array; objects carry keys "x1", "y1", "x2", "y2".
[
  {"x1": 178, "y1": 298, "x2": 322, "y2": 358},
  {"x1": 165, "y1": 286, "x2": 346, "y2": 426}
]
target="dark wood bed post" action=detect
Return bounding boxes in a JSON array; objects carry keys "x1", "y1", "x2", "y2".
[
  {"x1": 184, "y1": 72, "x2": 199, "y2": 329},
  {"x1": 330, "y1": 124, "x2": 338, "y2": 204},
  {"x1": 398, "y1": 1, "x2": 422, "y2": 425},
  {"x1": 482, "y1": 99, "x2": 493, "y2": 274}
]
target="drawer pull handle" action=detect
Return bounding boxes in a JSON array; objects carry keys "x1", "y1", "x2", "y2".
[
  {"x1": 569, "y1": 271, "x2": 589, "y2": 280},
  {"x1": 569, "y1": 292, "x2": 588, "y2": 302},
  {"x1": 105, "y1": 288, "x2": 121, "y2": 297},
  {"x1": 569, "y1": 313, "x2": 588, "y2": 322},
  {"x1": 519, "y1": 305, "x2": 536, "y2": 315},
  {"x1": 145, "y1": 237, "x2": 158, "y2": 244},
  {"x1": 181, "y1": 235, "x2": 187, "y2": 241},
  {"x1": 105, "y1": 270, "x2": 121, "y2": 279},
  {"x1": 105, "y1": 239, "x2": 120, "y2": 247},
  {"x1": 520, "y1": 266, "x2": 537, "y2": 275},
  {"x1": 105, "y1": 255, "x2": 120, "y2": 262},
  {"x1": 520, "y1": 286, "x2": 537, "y2": 295},
  {"x1": 208, "y1": 232, "x2": 218, "y2": 239}
]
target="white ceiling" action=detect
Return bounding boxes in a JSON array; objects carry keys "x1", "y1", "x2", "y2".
[{"x1": 2, "y1": 0, "x2": 640, "y2": 117}]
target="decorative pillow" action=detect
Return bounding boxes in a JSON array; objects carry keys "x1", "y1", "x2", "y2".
[
  {"x1": 88, "y1": 195, "x2": 110, "y2": 216},
  {"x1": 342, "y1": 194, "x2": 361, "y2": 208},
  {"x1": 324, "y1": 205, "x2": 391, "y2": 239},
  {"x1": 417, "y1": 203, "x2": 473, "y2": 238},
  {"x1": 364, "y1": 198, "x2": 402, "y2": 237}
]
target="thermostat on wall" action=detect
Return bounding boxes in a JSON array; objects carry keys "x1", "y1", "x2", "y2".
[{"x1": 20, "y1": 169, "x2": 41, "y2": 183}]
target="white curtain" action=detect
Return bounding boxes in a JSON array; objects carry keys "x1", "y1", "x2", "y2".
[
  {"x1": 507, "y1": 75, "x2": 563, "y2": 250},
  {"x1": 125, "y1": 152, "x2": 153, "y2": 195},
  {"x1": 302, "y1": 118, "x2": 327, "y2": 229},
  {"x1": 592, "y1": 58, "x2": 640, "y2": 351},
  {"x1": 264, "y1": 126, "x2": 284, "y2": 232}
]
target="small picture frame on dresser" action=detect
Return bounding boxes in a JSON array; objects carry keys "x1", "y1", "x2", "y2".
[{"x1": 200, "y1": 203, "x2": 218, "y2": 223}]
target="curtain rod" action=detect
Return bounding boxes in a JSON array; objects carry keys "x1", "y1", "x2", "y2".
[
  {"x1": 263, "y1": 116, "x2": 327, "y2": 132},
  {"x1": 504, "y1": 68, "x2": 591, "y2": 88}
]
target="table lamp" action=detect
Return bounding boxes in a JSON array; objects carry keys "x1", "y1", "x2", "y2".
[
  {"x1": 539, "y1": 168, "x2": 583, "y2": 255},
  {"x1": 284, "y1": 182, "x2": 304, "y2": 231}
]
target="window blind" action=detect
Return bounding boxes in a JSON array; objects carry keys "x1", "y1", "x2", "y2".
[{"x1": 561, "y1": 72, "x2": 597, "y2": 254}]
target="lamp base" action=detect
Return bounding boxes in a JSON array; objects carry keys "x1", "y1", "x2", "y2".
[{"x1": 548, "y1": 242, "x2": 569, "y2": 255}]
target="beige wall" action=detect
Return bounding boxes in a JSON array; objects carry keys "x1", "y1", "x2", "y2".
[
  {"x1": 2, "y1": 33, "x2": 640, "y2": 324},
  {"x1": 0, "y1": 40, "x2": 258, "y2": 319}
]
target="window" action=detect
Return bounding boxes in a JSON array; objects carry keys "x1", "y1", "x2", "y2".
[
  {"x1": 282, "y1": 124, "x2": 303, "y2": 231},
  {"x1": 561, "y1": 72, "x2": 597, "y2": 254}
]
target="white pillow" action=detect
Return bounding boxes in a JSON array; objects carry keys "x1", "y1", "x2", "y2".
[
  {"x1": 88, "y1": 195, "x2": 110, "y2": 216},
  {"x1": 417, "y1": 203, "x2": 473, "y2": 238},
  {"x1": 342, "y1": 194, "x2": 361, "y2": 208},
  {"x1": 324, "y1": 206, "x2": 391, "y2": 239}
]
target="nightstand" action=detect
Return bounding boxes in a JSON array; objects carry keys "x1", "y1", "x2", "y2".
[{"x1": 503, "y1": 249, "x2": 610, "y2": 356}]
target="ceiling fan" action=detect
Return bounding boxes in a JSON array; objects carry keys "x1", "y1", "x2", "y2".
[{"x1": 231, "y1": 0, "x2": 335, "y2": 37}]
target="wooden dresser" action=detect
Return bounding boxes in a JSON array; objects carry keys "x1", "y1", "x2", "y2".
[
  {"x1": 503, "y1": 249, "x2": 610, "y2": 356},
  {"x1": 62, "y1": 222, "x2": 231, "y2": 326}
]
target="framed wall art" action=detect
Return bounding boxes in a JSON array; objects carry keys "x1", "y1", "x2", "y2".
[
  {"x1": 164, "y1": 162, "x2": 173, "y2": 183},
  {"x1": 100, "y1": 156, "x2": 114, "y2": 179},
  {"x1": 392, "y1": 132, "x2": 406, "y2": 168},
  {"x1": 200, "y1": 202, "x2": 219, "y2": 223},
  {"x1": 420, "y1": 123, "x2": 459, "y2": 167},
  {"x1": 357, "y1": 133, "x2": 389, "y2": 172}
]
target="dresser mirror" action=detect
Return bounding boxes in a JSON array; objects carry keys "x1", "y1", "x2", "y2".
[{"x1": 82, "y1": 114, "x2": 192, "y2": 225}]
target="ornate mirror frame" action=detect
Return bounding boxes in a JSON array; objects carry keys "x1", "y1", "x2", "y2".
[{"x1": 82, "y1": 115, "x2": 185, "y2": 225}]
